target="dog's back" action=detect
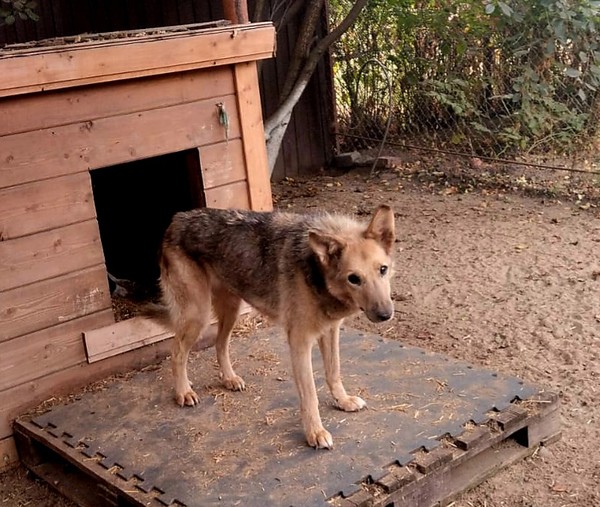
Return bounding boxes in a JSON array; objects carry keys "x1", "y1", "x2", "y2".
[{"x1": 161, "y1": 208, "x2": 369, "y2": 321}]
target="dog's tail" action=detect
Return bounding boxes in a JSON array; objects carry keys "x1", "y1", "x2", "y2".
[{"x1": 140, "y1": 301, "x2": 173, "y2": 329}]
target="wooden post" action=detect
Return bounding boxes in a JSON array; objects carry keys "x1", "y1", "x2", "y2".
[
  {"x1": 222, "y1": 0, "x2": 249, "y2": 24},
  {"x1": 234, "y1": 62, "x2": 273, "y2": 211}
]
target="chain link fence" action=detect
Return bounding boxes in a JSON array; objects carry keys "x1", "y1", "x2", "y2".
[{"x1": 330, "y1": 1, "x2": 600, "y2": 175}]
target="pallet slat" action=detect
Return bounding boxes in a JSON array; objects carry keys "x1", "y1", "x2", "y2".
[{"x1": 0, "y1": 436, "x2": 18, "y2": 472}]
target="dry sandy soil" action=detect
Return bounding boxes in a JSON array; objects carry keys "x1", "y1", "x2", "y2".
[{"x1": 1, "y1": 154, "x2": 599, "y2": 506}]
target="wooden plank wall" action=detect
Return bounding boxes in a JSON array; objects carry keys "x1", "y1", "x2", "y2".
[
  {"x1": 0, "y1": 63, "x2": 268, "y2": 467},
  {"x1": 0, "y1": 0, "x2": 333, "y2": 180}
]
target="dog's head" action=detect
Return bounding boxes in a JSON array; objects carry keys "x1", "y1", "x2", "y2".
[{"x1": 309, "y1": 205, "x2": 395, "y2": 323}]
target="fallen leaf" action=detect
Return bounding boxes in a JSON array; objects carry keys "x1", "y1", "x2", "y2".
[{"x1": 549, "y1": 482, "x2": 569, "y2": 493}]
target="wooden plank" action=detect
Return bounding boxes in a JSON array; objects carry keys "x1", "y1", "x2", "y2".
[
  {"x1": 204, "y1": 180, "x2": 250, "y2": 209},
  {"x1": 0, "y1": 311, "x2": 114, "y2": 392},
  {"x1": 0, "y1": 173, "x2": 96, "y2": 241},
  {"x1": 0, "y1": 94, "x2": 241, "y2": 190},
  {"x1": 84, "y1": 304, "x2": 252, "y2": 363},
  {"x1": 0, "y1": 220, "x2": 104, "y2": 292},
  {"x1": 0, "y1": 436, "x2": 18, "y2": 472},
  {"x1": 233, "y1": 61, "x2": 273, "y2": 211},
  {"x1": 184, "y1": 149, "x2": 207, "y2": 209},
  {"x1": 2, "y1": 21, "x2": 229, "y2": 56},
  {"x1": 84, "y1": 317, "x2": 172, "y2": 363},
  {"x1": 200, "y1": 140, "x2": 247, "y2": 189},
  {"x1": 0, "y1": 265, "x2": 111, "y2": 343},
  {"x1": 0, "y1": 67, "x2": 235, "y2": 137},
  {"x1": 0, "y1": 23, "x2": 276, "y2": 97}
]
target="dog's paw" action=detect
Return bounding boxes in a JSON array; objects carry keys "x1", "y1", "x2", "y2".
[
  {"x1": 175, "y1": 389, "x2": 200, "y2": 407},
  {"x1": 337, "y1": 395, "x2": 367, "y2": 412},
  {"x1": 221, "y1": 374, "x2": 246, "y2": 391},
  {"x1": 306, "y1": 427, "x2": 334, "y2": 449}
]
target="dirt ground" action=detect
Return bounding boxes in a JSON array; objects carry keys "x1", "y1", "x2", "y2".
[{"x1": 2, "y1": 153, "x2": 600, "y2": 506}]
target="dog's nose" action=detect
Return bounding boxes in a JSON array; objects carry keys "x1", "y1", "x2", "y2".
[
  {"x1": 374, "y1": 310, "x2": 393, "y2": 322},
  {"x1": 366, "y1": 305, "x2": 394, "y2": 323}
]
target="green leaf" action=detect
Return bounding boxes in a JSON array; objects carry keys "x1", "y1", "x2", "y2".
[
  {"x1": 26, "y1": 9, "x2": 38, "y2": 21},
  {"x1": 470, "y1": 121, "x2": 492, "y2": 133},
  {"x1": 553, "y1": 20, "x2": 566, "y2": 41},
  {"x1": 565, "y1": 67, "x2": 582, "y2": 78},
  {"x1": 485, "y1": 3, "x2": 495, "y2": 14},
  {"x1": 498, "y1": 2, "x2": 513, "y2": 17},
  {"x1": 450, "y1": 132, "x2": 464, "y2": 144}
]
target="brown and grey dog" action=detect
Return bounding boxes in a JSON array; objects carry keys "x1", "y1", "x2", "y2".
[{"x1": 151, "y1": 205, "x2": 395, "y2": 449}]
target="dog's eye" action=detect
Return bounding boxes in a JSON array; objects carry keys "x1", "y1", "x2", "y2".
[
  {"x1": 347, "y1": 274, "x2": 362, "y2": 286},
  {"x1": 380, "y1": 265, "x2": 388, "y2": 276}
]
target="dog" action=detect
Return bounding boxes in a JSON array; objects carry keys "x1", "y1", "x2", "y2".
[{"x1": 149, "y1": 205, "x2": 395, "y2": 449}]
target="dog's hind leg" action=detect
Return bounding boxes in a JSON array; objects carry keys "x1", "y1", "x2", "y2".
[
  {"x1": 212, "y1": 285, "x2": 245, "y2": 391},
  {"x1": 172, "y1": 315, "x2": 207, "y2": 406},
  {"x1": 161, "y1": 249, "x2": 212, "y2": 407},
  {"x1": 318, "y1": 324, "x2": 366, "y2": 412}
]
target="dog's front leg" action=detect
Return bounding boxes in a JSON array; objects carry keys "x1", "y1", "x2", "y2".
[
  {"x1": 288, "y1": 330, "x2": 333, "y2": 449},
  {"x1": 319, "y1": 324, "x2": 367, "y2": 412}
]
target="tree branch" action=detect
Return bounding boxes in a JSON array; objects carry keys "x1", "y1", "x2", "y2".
[
  {"x1": 252, "y1": 0, "x2": 267, "y2": 22},
  {"x1": 270, "y1": 0, "x2": 304, "y2": 32},
  {"x1": 265, "y1": 0, "x2": 369, "y2": 174},
  {"x1": 280, "y1": 0, "x2": 325, "y2": 102}
]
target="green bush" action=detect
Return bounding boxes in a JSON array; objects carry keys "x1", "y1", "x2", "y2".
[
  {"x1": 331, "y1": 0, "x2": 600, "y2": 156},
  {"x1": 0, "y1": 0, "x2": 39, "y2": 27}
]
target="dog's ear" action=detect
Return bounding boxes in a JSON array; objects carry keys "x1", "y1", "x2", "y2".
[
  {"x1": 309, "y1": 231, "x2": 347, "y2": 266},
  {"x1": 365, "y1": 205, "x2": 395, "y2": 254}
]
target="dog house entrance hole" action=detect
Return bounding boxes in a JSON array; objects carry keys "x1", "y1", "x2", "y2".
[{"x1": 91, "y1": 150, "x2": 204, "y2": 321}]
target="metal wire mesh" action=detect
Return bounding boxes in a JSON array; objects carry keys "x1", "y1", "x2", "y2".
[{"x1": 330, "y1": 1, "x2": 600, "y2": 173}]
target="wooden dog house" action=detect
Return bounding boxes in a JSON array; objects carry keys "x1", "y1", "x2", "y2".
[{"x1": 0, "y1": 21, "x2": 275, "y2": 468}]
